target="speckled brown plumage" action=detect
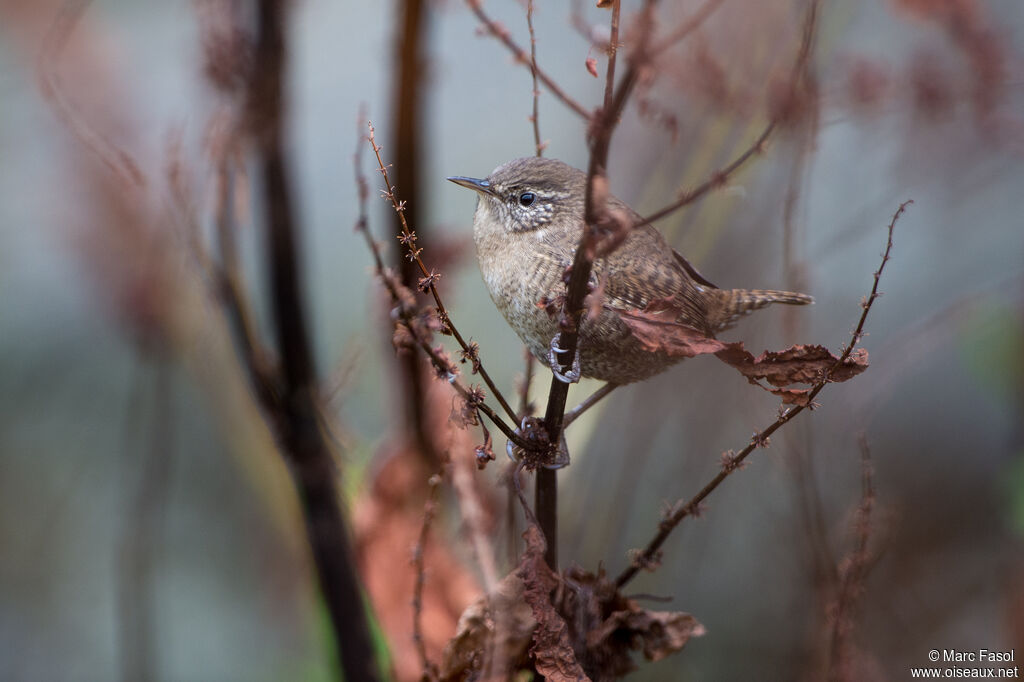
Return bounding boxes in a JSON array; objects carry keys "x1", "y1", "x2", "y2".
[{"x1": 449, "y1": 157, "x2": 813, "y2": 385}]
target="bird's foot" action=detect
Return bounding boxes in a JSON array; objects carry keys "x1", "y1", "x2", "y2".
[
  {"x1": 506, "y1": 416, "x2": 570, "y2": 470},
  {"x1": 548, "y1": 333, "x2": 581, "y2": 384}
]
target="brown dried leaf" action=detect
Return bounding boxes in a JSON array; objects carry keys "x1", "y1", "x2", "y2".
[
  {"x1": 587, "y1": 605, "x2": 706, "y2": 663},
  {"x1": 448, "y1": 395, "x2": 479, "y2": 429},
  {"x1": 440, "y1": 571, "x2": 534, "y2": 681},
  {"x1": 618, "y1": 302, "x2": 869, "y2": 405},
  {"x1": 716, "y1": 344, "x2": 869, "y2": 387},
  {"x1": 518, "y1": 526, "x2": 591, "y2": 682}
]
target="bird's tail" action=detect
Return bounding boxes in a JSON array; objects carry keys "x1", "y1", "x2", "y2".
[{"x1": 708, "y1": 288, "x2": 814, "y2": 332}]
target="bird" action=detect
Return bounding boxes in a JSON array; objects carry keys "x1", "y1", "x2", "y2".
[{"x1": 448, "y1": 157, "x2": 812, "y2": 387}]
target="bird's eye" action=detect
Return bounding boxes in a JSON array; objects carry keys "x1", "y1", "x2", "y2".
[{"x1": 518, "y1": 192, "x2": 536, "y2": 207}]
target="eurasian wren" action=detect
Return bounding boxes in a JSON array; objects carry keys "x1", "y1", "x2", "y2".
[{"x1": 449, "y1": 157, "x2": 812, "y2": 386}]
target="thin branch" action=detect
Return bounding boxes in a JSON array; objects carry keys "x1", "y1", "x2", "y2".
[
  {"x1": 466, "y1": 0, "x2": 590, "y2": 120},
  {"x1": 38, "y1": 0, "x2": 145, "y2": 189},
  {"x1": 614, "y1": 200, "x2": 911, "y2": 589},
  {"x1": 826, "y1": 434, "x2": 876, "y2": 682},
  {"x1": 641, "y1": 0, "x2": 820, "y2": 226},
  {"x1": 212, "y1": 153, "x2": 281, "y2": 412},
  {"x1": 650, "y1": 0, "x2": 727, "y2": 57},
  {"x1": 563, "y1": 382, "x2": 618, "y2": 428},
  {"x1": 356, "y1": 123, "x2": 530, "y2": 451},
  {"x1": 518, "y1": 347, "x2": 536, "y2": 418},
  {"x1": 641, "y1": 121, "x2": 776, "y2": 225},
  {"x1": 451, "y1": 447, "x2": 501, "y2": 591},
  {"x1": 368, "y1": 123, "x2": 521, "y2": 426},
  {"x1": 570, "y1": 0, "x2": 610, "y2": 50},
  {"x1": 412, "y1": 473, "x2": 442, "y2": 682},
  {"x1": 526, "y1": 0, "x2": 544, "y2": 156},
  {"x1": 390, "y1": 0, "x2": 443, "y2": 468}
]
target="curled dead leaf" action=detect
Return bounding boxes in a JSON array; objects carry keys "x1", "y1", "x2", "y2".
[
  {"x1": 587, "y1": 607, "x2": 706, "y2": 663},
  {"x1": 440, "y1": 571, "x2": 534, "y2": 680},
  {"x1": 519, "y1": 526, "x2": 591, "y2": 681},
  {"x1": 618, "y1": 301, "x2": 868, "y2": 405}
]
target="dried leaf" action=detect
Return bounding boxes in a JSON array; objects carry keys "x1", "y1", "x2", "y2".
[
  {"x1": 448, "y1": 395, "x2": 479, "y2": 429},
  {"x1": 518, "y1": 526, "x2": 591, "y2": 682},
  {"x1": 585, "y1": 56, "x2": 599, "y2": 78},
  {"x1": 440, "y1": 571, "x2": 534, "y2": 681},
  {"x1": 617, "y1": 301, "x2": 869, "y2": 405},
  {"x1": 587, "y1": 607, "x2": 706, "y2": 663}
]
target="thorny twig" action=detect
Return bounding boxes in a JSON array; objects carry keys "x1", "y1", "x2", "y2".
[
  {"x1": 357, "y1": 123, "x2": 530, "y2": 451},
  {"x1": 367, "y1": 123, "x2": 521, "y2": 426},
  {"x1": 614, "y1": 200, "x2": 912, "y2": 589},
  {"x1": 826, "y1": 434, "x2": 876, "y2": 682},
  {"x1": 412, "y1": 473, "x2": 443, "y2": 682},
  {"x1": 527, "y1": 0, "x2": 545, "y2": 157},
  {"x1": 466, "y1": 0, "x2": 590, "y2": 120}
]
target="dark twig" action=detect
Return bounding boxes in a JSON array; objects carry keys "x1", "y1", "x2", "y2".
[
  {"x1": 614, "y1": 200, "x2": 911, "y2": 589},
  {"x1": 518, "y1": 346, "x2": 536, "y2": 418},
  {"x1": 641, "y1": 121, "x2": 777, "y2": 225},
  {"x1": 248, "y1": 2, "x2": 379, "y2": 679},
  {"x1": 412, "y1": 473, "x2": 443, "y2": 681},
  {"x1": 526, "y1": 0, "x2": 544, "y2": 156},
  {"x1": 563, "y1": 382, "x2": 619, "y2": 428},
  {"x1": 390, "y1": 0, "x2": 441, "y2": 468},
  {"x1": 212, "y1": 154, "x2": 281, "y2": 412},
  {"x1": 368, "y1": 123, "x2": 521, "y2": 426},
  {"x1": 826, "y1": 434, "x2": 876, "y2": 682},
  {"x1": 466, "y1": 0, "x2": 590, "y2": 120},
  {"x1": 537, "y1": 0, "x2": 626, "y2": 571}
]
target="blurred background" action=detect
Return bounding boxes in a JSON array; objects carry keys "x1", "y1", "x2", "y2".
[{"x1": 1, "y1": 0, "x2": 1022, "y2": 679}]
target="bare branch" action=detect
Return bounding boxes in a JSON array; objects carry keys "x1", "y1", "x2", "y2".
[
  {"x1": 466, "y1": 0, "x2": 590, "y2": 120},
  {"x1": 412, "y1": 473, "x2": 442, "y2": 682},
  {"x1": 526, "y1": 0, "x2": 545, "y2": 156},
  {"x1": 614, "y1": 199, "x2": 911, "y2": 589},
  {"x1": 641, "y1": 0, "x2": 820, "y2": 225},
  {"x1": 826, "y1": 434, "x2": 877, "y2": 682}
]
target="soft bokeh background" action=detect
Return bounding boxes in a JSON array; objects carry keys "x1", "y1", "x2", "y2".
[{"x1": 1, "y1": 0, "x2": 1022, "y2": 679}]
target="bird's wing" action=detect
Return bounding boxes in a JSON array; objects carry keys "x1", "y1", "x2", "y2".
[{"x1": 598, "y1": 218, "x2": 712, "y2": 334}]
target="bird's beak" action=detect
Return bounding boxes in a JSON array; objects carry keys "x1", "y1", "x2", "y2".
[{"x1": 447, "y1": 176, "x2": 495, "y2": 196}]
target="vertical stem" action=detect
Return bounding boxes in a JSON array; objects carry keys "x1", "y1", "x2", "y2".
[
  {"x1": 535, "y1": 468, "x2": 558, "y2": 569},
  {"x1": 251, "y1": 1, "x2": 379, "y2": 679},
  {"x1": 391, "y1": 0, "x2": 440, "y2": 467}
]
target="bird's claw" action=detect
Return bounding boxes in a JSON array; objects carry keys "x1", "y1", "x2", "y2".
[
  {"x1": 548, "y1": 333, "x2": 581, "y2": 384},
  {"x1": 506, "y1": 416, "x2": 570, "y2": 470}
]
